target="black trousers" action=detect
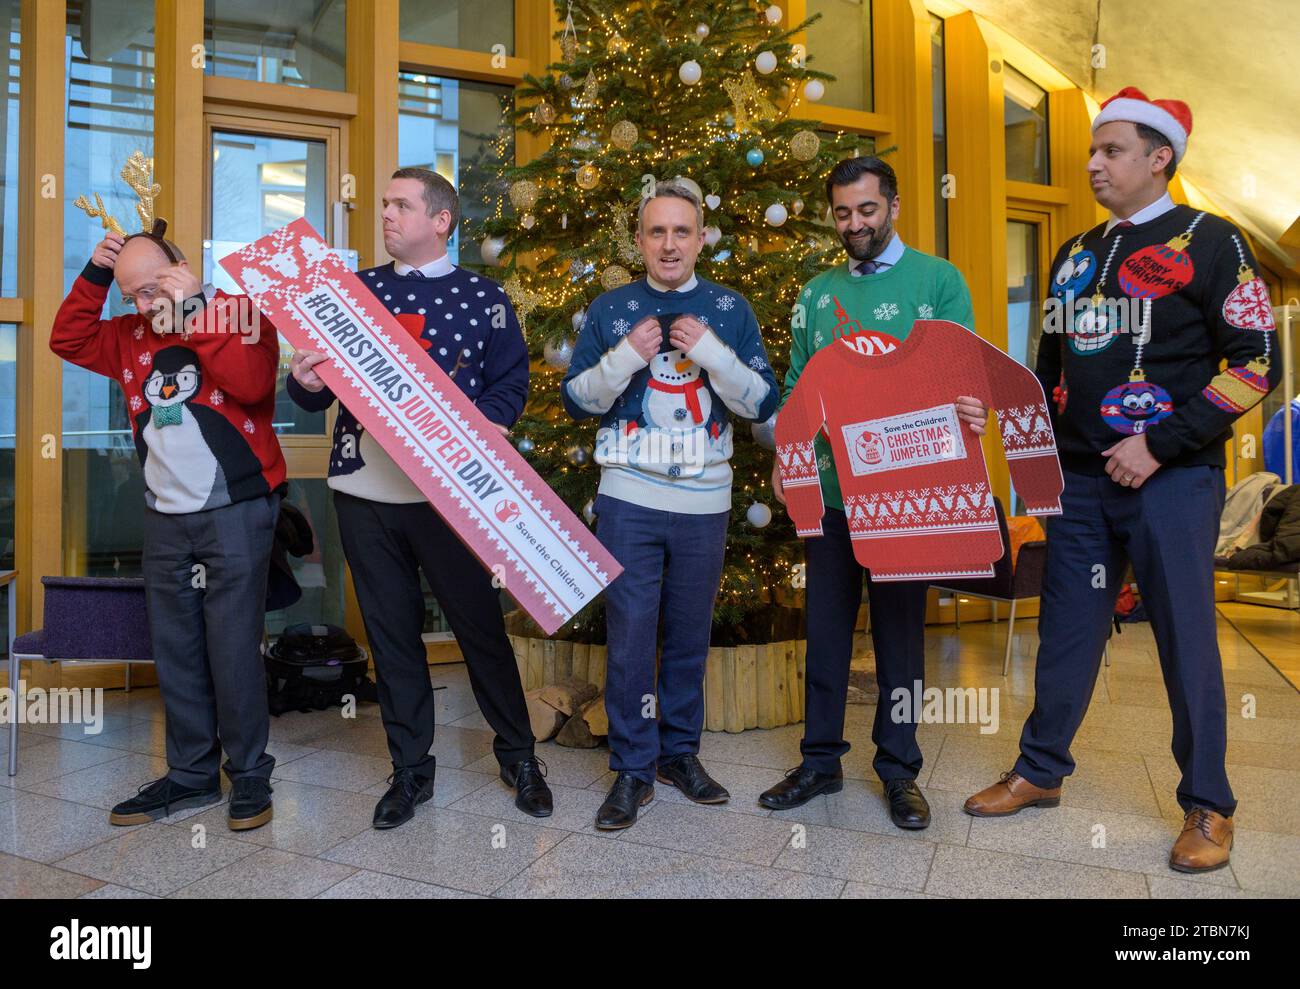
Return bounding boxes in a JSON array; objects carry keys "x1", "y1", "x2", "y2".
[
  {"x1": 335, "y1": 492, "x2": 534, "y2": 776},
  {"x1": 142, "y1": 492, "x2": 279, "y2": 788},
  {"x1": 801, "y1": 508, "x2": 929, "y2": 782}
]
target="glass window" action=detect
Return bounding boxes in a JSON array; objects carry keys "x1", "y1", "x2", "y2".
[
  {"x1": 204, "y1": 0, "x2": 346, "y2": 91},
  {"x1": 1007, "y1": 218, "x2": 1041, "y2": 516},
  {"x1": 397, "y1": 71, "x2": 514, "y2": 267},
  {"x1": 1, "y1": 1, "x2": 18, "y2": 298},
  {"x1": 210, "y1": 129, "x2": 329, "y2": 435},
  {"x1": 400, "y1": 0, "x2": 514, "y2": 55},
  {"x1": 0, "y1": 323, "x2": 11, "y2": 647},
  {"x1": 1003, "y1": 63, "x2": 1049, "y2": 185},
  {"x1": 62, "y1": 0, "x2": 155, "y2": 578},
  {"x1": 930, "y1": 14, "x2": 948, "y2": 258},
  {"x1": 807, "y1": 0, "x2": 873, "y2": 112},
  {"x1": 264, "y1": 477, "x2": 347, "y2": 635}
]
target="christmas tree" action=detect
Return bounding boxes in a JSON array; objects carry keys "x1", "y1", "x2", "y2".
[{"x1": 469, "y1": 0, "x2": 875, "y2": 643}]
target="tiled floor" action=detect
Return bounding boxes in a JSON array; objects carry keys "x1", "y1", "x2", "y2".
[{"x1": 2, "y1": 611, "x2": 1297, "y2": 898}]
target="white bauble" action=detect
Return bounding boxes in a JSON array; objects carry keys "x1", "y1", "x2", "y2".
[
  {"x1": 571, "y1": 308, "x2": 585, "y2": 332},
  {"x1": 481, "y1": 236, "x2": 505, "y2": 267},
  {"x1": 679, "y1": 60, "x2": 702, "y2": 85},
  {"x1": 803, "y1": 79, "x2": 825, "y2": 102},
  {"x1": 703, "y1": 225, "x2": 722, "y2": 247},
  {"x1": 764, "y1": 5, "x2": 782, "y2": 24},
  {"x1": 755, "y1": 51, "x2": 777, "y2": 75},
  {"x1": 543, "y1": 336, "x2": 575, "y2": 368},
  {"x1": 746, "y1": 502, "x2": 773, "y2": 528},
  {"x1": 583, "y1": 499, "x2": 596, "y2": 523},
  {"x1": 695, "y1": 22, "x2": 710, "y2": 39},
  {"x1": 764, "y1": 202, "x2": 788, "y2": 227}
]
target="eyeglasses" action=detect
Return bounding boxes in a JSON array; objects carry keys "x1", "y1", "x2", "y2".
[{"x1": 121, "y1": 285, "x2": 161, "y2": 307}]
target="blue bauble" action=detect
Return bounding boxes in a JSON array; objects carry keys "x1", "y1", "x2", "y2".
[
  {"x1": 1051, "y1": 249, "x2": 1097, "y2": 301},
  {"x1": 745, "y1": 147, "x2": 764, "y2": 166}
]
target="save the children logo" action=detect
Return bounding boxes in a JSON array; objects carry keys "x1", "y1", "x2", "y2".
[
  {"x1": 495, "y1": 499, "x2": 521, "y2": 523},
  {"x1": 841, "y1": 404, "x2": 967, "y2": 477}
]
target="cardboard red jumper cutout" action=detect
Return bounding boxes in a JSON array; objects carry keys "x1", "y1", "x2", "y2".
[
  {"x1": 220, "y1": 219, "x2": 621, "y2": 635},
  {"x1": 776, "y1": 320, "x2": 1063, "y2": 581}
]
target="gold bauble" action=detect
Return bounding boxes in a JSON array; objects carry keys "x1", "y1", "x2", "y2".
[
  {"x1": 790, "y1": 130, "x2": 820, "y2": 161},
  {"x1": 582, "y1": 71, "x2": 599, "y2": 103},
  {"x1": 576, "y1": 164, "x2": 601, "y2": 190},
  {"x1": 561, "y1": 34, "x2": 578, "y2": 62},
  {"x1": 601, "y1": 264, "x2": 631, "y2": 290},
  {"x1": 610, "y1": 120, "x2": 638, "y2": 150},
  {"x1": 508, "y1": 179, "x2": 539, "y2": 210},
  {"x1": 532, "y1": 101, "x2": 556, "y2": 126}
]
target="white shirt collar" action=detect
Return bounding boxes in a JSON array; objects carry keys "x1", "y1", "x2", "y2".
[
  {"x1": 645, "y1": 272, "x2": 698, "y2": 293},
  {"x1": 847, "y1": 233, "x2": 905, "y2": 275},
  {"x1": 1104, "y1": 192, "x2": 1176, "y2": 235},
  {"x1": 394, "y1": 253, "x2": 454, "y2": 278}
]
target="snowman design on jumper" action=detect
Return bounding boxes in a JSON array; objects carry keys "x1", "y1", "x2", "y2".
[{"x1": 643, "y1": 349, "x2": 713, "y2": 429}]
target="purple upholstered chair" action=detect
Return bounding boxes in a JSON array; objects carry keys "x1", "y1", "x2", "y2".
[{"x1": 7, "y1": 576, "x2": 153, "y2": 776}]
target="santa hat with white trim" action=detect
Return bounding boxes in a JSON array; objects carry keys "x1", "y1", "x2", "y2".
[{"x1": 1092, "y1": 87, "x2": 1193, "y2": 164}]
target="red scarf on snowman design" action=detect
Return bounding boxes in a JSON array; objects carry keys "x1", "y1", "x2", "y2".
[{"x1": 647, "y1": 375, "x2": 708, "y2": 425}]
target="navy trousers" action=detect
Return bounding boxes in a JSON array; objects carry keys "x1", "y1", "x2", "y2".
[
  {"x1": 801, "y1": 508, "x2": 929, "y2": 782},
  {"x1": 595, "y1": 494, "x2": 730, "y2": 784},
  {"x1": 1015, "y1": 465, "x2": 1234, "y2": 816}
]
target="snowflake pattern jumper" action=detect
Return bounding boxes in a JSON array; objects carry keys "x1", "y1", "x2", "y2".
[{"x1": 776, "y1": 320, "x2": 1063, "y2": 581}]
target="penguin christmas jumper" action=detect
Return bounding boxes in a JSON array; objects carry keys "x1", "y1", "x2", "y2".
[
  {"x1": 50, "y1": 260, "x2": 286, "y2": 513},
  {"x1": 562, "y1": 276, "x2": 779, "y2": 514},
  {"x1": 777, "y1": 320, "x2": 1063, "y2": 581}
]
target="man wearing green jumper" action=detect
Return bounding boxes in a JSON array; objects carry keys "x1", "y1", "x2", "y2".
[{"x1": 760, "y1": 156, "x2": 988, "y2": 829}]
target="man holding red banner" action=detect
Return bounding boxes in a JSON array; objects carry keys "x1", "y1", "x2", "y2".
[{"x1": 289, "y1": 167, "x2": 552, "y2": 829}]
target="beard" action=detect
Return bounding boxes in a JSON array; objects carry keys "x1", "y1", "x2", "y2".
[{"x1": 840, "y1": 215, "x2": 894, "y2": 262}]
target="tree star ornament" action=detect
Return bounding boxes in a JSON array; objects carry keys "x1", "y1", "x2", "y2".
[{"x1": 723, "y1": 70, "x2": 778, "y2": 132}]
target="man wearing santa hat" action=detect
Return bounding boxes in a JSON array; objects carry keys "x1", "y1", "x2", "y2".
[{"x1": 964, "y1": 89, "x2": 1280, "y2": 873}]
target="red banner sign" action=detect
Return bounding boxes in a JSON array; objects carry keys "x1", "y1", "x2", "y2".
[{"x1": 220, "y1": 219, "x2": 621, "y2": 635}]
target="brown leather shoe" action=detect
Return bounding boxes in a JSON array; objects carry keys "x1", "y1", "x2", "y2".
[
  {"x1": 1169, "y1": 808, "x2": 1233, "y2": 873},
  {"x1": 963, "y1": 770, "x2": 1062, "y2": 817}
]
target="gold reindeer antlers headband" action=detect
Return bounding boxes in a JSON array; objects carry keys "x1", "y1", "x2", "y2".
[{"x1": 73, "y1": 150, "x2": 178, "y2": 262}]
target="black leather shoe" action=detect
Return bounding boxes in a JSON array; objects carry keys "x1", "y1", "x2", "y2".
[
  {"x1": 373, "y1": 767, "x2": 435, "y2": 830},
  {"x1": 109, "y1": 776, "x2": 223, "y2": 826},
  {"x1": 228, "y1": 777, "x2": 274, "y2": 831},
  {"x1": 656, "y1": 754, "x2": 730, "y2": 804},
  {"x1": 502, "y1": 757, "x2": 553, "y2": 818},
  {"x1": 884, "y1": 779, "x2": 931, "y2": 830},
  {"x1": 595, "y1": 772, "x2": 654, "y2": 830},
  {"x1": 757, "y1": 765, "x2": 844, "y2": 810}
]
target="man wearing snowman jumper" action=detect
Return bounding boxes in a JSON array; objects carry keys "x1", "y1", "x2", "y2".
[{"x1": 562, "y1": 181, "x2": 779, "y2": 829}]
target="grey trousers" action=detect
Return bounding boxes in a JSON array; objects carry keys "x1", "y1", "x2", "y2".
[{"x1": 141, "y1": 492, "x2": 279, "y2": 788}]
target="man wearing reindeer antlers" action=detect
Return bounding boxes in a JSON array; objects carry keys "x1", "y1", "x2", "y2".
[{"x1": 52, "y1": 154, "x2": 285, "y2": 832}]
